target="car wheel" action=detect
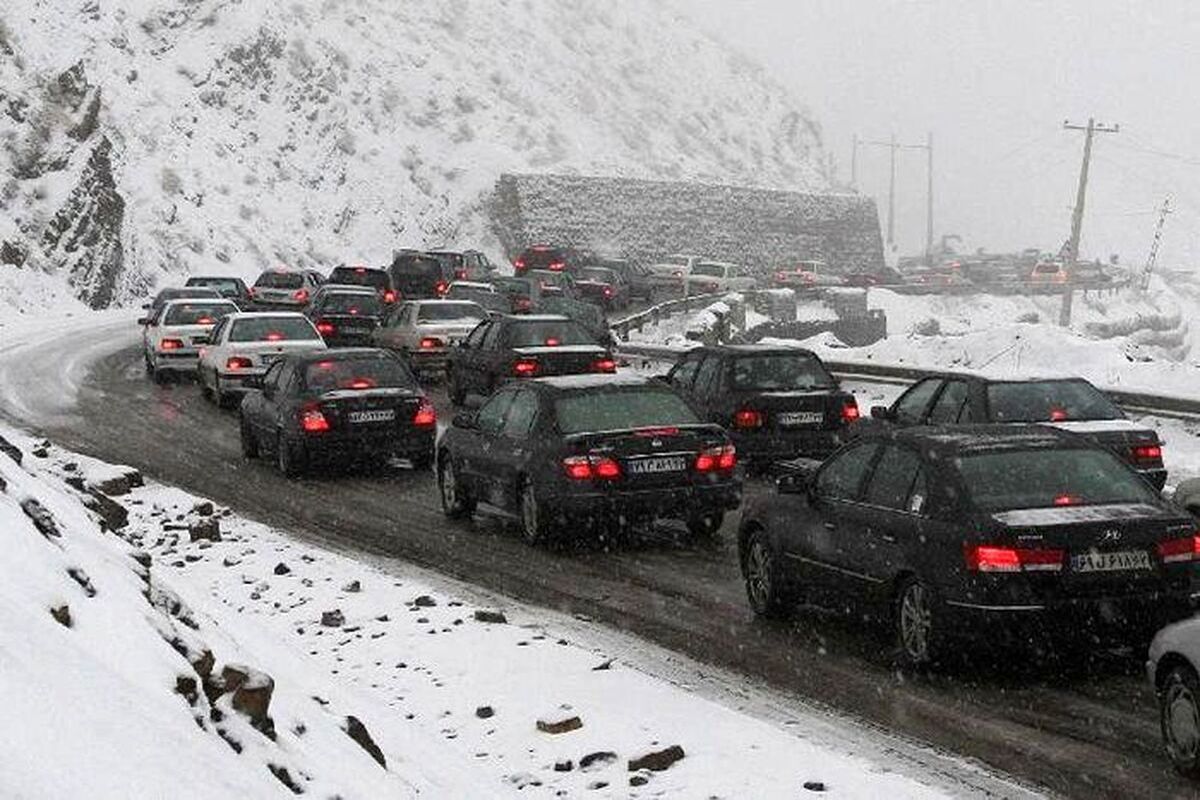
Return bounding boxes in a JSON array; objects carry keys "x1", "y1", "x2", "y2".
[
  {"x1": 743, "y1": 528, "x2": 791, "y2": 618},
  {"x1": 276, "y1": 433, "x2": 305, "y2": 478},
  {"x1": 686, "y1": 511, "x2": 724, "y2": 539},
  {"x1": 520, "y1": 482, "x2": 551, "y2": 546},
  {"x1": 240, "y1": 416, "x2": 259, "y2": 459},
  {"x1": 151, "y1": 365, "x2": 169, "y2": 385},
  {"x1": 1161, "y1": 664, "x2": 1200, "y2": 777},
  {"x1": 895, "y1": 576, "x2": 939, "y2": 668},
  {"x1": 438, "y1": 455, "x2": 475, "y2": 519}
]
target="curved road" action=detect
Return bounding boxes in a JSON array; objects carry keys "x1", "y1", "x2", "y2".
[{"x1": 1, "y1": 321, "x2": 1191, "y2": 799}]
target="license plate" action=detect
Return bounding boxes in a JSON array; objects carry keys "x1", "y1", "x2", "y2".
[
  {"x1": 777, "y1": 411, "x2": 824, "y2": 427},
  {"x1": 1070, "y1": 549, "x2": 1151, "y2": 573},
  {"x1": 627, "y1": 456, "x2": 687, "y2": 475},
  {"x1": 260, "y1": 355, "x2": 279, "y2": 366},
  {"x1": 349, "y1": 409, "x2": 395, "y2": 424}
]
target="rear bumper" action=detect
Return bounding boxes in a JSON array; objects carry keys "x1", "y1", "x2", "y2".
[
  {"x1": 291, "y1": 428, "x2": 436, "y2": 460},
  {"x1": 545, "y1": 481, "x2": 741, "y2": 523},
  {"x1": 153, "y1": 352, "x2": 201, "y2": 371},
  {"x1": 407, "y1": 350, "x2": 450, "y2": 371},
  {"x1": 322, "y1": 332, "x2": 376, "y2": 348},
  {"x1": 217, "y1": 369, "x2": 266, "y2": 395},
  {"x1": 729, "y1": 429, "x2": 844, "y2": 462}
]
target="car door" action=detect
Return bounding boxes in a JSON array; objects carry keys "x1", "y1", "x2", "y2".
[
  {"x1": 457, "y1": 388, "x2": 516, "y2": 503},
  {"x1": 491, "y1": 389, "x2": 541, "y2": 510},
  {"x1": 858, "y1": 445, "x2": 928, "y2": 597},
  {"x1": 889, "y1": 378, "x2": 944, "y2": 427},
  {"x1": 925, "y1": 380, "x2": 970, "y2": 426},
  {"x1": 453, "y1": 320, "x2": 492, "y2": 392},
  {"x1": 690, "y1": 353, "x2": 726, "y2": 424},
  {"x1": 477, "y1": 321, "x2": 507, "y2": 392},
  {"x1": 248, "y1": 360, "x2": 287, "y2": 440}
]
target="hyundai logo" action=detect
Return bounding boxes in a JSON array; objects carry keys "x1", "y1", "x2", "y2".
[{"x1": 1100, "y1": 528, "x2": 1122, "y2": 544}]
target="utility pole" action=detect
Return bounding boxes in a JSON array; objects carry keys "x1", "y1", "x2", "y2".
[
  {"x1": 1140, "y1": 197, "x2": 1171, "y2": 291},
  {"x1": 1059, "y1": 117, "x2": 1119, "y2": 326},
  {"x1": 850, "y1": 133, "x2": 859, "y2": 189},
  {"x1": 887, "y1": 132, "x2": 897, "y2": 250},
  {"x1": 925, "y1": 131, "x2": 934, "y2": 264},
  {"x1": 856, "y1": 133, "x2": 934, "y2": 260}
]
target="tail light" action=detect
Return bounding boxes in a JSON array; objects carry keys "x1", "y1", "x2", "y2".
[
  {"x1": 159, "y1": 338, "x2": 184, "y2": 351},
  {"x1": 383, "y1": 289, "x2": 398, "y2": 304},
  {"x1": 544, "y1": 337, "x2": 561, "y2": 346},
  {"x1": 299, "y1": 404, "x2": 330, "y2": 433},
  {"x1": 695, "y1": 445, "x2": 737, "y2": 473},
  {"x1": 435, "y1": 280, "x2": 449, "y2": 296},
  {"x1": 841, "y1": 399, "x2": 860, "y2": 423},
  {"x1": 514, "y1": 297, "x2": 532, "y2": 312},
  {"x1": 703, "y1": 282, "x2": 719, "y2": 293},
  {"x1": 293, "y1": 289, "x2": 309, "y2": 303},
  {"x1": 1158, "y1": 535, "x2": 1200, "y2": 564},
  {"x1": 354, "y1": 267, "x2": 367, "y2": 274},
  {"x1": 226, "y1": 356, "x2": 252, "y2": 370},
  {"x1": 672, "y1": 269, "x2": 683, "y2": 278},
  {"x1": 1049, "y1": 407, "x2": 1068, "y2": 422},
  {"x1": 514, "y1": 258, "x2": 526, "y2": 271},
  {"x1": 590, "y1": 357, "x2": 617, "y2": 373},
  {"x1": 512, "y1": 359, "x2": 538, "y2": 376},
  {"x1": 455, "y1": 268, "x2": 468, "y2": 280},
  {"x1": 964, "y1": 544, "x2": 1064, "y2": 573},
  {"x1": 248, "y1": 287, "x2": 257, "y2": 298},
  {"x1": 603, "y1": 286, "x2": 613, "y2": 298},
  {"x1": 419, "y1": 337, "x2": 443, "y2": 349},
  {"x1": 316, "y1": 320, "x2": 336, "y2": 335},
  {"x1": 265, "y1": 331, "x2": 285, "y2": 341},
  {"x1": 548, "y1": 261, "x2": 565, "y2": 272},
  {"x1": 733, "y1": 408, "x2": 764, "y2": 429},
  {"x1": 413, "y1": 399, "x2": 437, "y2": 427},
  {"x1": 562, "y1": 455, "x2": 621, "y2": 481},
  {"x1": 1053, "y1": 493, "x2": 1082, "y2": 506},
  {"x1": 196, "y1": 316, "x2": 215, "y2": 325},
  {"x1": 775, "y1": 271, "x2": 788, "y2": 282},
  {"x1": 1132, "y1": 444, "x2": 1163, "y2": 464}
]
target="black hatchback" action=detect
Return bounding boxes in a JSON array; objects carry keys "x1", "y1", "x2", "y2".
[
  {"x1": 389, "y1": 251, "x2": 454, "y2": 299},
  {"x1": 239, "y1": 348, "x2": 436, "y2": 477},
  {"x1": 738, "y1": 426, "x2": 1198, "y2": 667},
  {"x1": 437, "y1": 374, "x2": 741, "y2": 544},
  {"x1": 304, "y1": 286, "x2": 385, "y2": 348}
]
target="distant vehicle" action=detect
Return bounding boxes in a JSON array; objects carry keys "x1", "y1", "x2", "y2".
[
  {"x1": 593, "y1": 258, "x2": 657, "y2": 302},
  {"x1": 444, "y1": 281, "x2": 510, "y2": 315},
  {"x1": 239, "y1": 348, "x2": 436, "y2": 477},
  {"x1": 437, "y1": 374, "x2": 741, "y2": 543},
  {"x1": 1029, "y1": 259, "x2": 1069, "y2": 285},
  {"x1": 491, "y1": 276, "x2": 540, "y2": 314},
  {"x1": 250, "y1": 269, "x2": 324, "y2": 309},
  {"x1": 842, "y1": 266, "x2": 905, "y2": 287},
  {"x1": 646, "y1": 254, "x2": 702, "y2": 294},
  {"x1": 574, "y1": 266, "x2": 632, "y2": 310},
  {"x1": 527, "y1": 269, "x2": 579, "y2": 300},
  {"x1": 491, "y1": 276, "x2": 609, "y2": 342},
  {"x1": 512, "y1": 245, "x2": 587, "y2": 277},
  {"x1": 772, "y1": 261, "x2": 843, "y2": 290},
  {"x1": 197, "y1": 312, "x2": 326, "y2": 406},
  {"x1": 664, "y1": 345, "x2": 859, "y2": 464},
  {"x1": 141, "y1": 286, "x2": 222, "y2": 318},
  {"x1": 140, "y1": 299, "x2": 238, "y2": 383},
  {"x1": 1149, "y1": 619, "x2": 1200, "y2": 777},
  {"x1": 684, "y1": 260, "x2": 757, "y2": 294},
  {"x1": 304, "y1": 286, "x2": 384, "y2": 348},
  {"x1": 373, "y1": 299, "x2": 488, "y2": 376},
  {"x1": 427, "y1": 249, "x2": 498, "y2": 282},
  {"x1": 327, "y1": 266, "x2": 399, "y2": 305},
  {"x1": 389, "y1": 251, "x2": 455, "y2": 299},
  {"x1": 184, "y1": 276, "x2": 254, "y2": 307},
  {"x1": 862, "y1": 375, "x2": 1167, "y2": 489},
  {"x1": 445, "y1": 314, "x2": 615, "y2": 406},
  {"x1": 738, "y1": 425, "x2": 1196, "y2": 667}
]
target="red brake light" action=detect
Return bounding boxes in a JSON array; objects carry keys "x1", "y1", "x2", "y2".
[
  {"x1": 354, "y1": 267, "x2": 366, "y2": 274},
  {"x1": 841, "y1": 399, "x2": 860, "y2": 423},
  {"x1": 159, "y1": 338, "x2": 184, "y2": 351},
  {"x1": 316, "y1": 321, "x2": 336, "y2": 335},
  {"x1": 544, "y1": 337, "x2": 561, "y2": 347},
  {"x1": 561, "y1": 455, "x2": 621, "y2": 481},
  {"x1": 293, "y1": 289, "x2": 309, "y2": 303},
  {"x1": 348, "y1": 307, "x2": 359, "y2": 316},
  {"x1": 1132, "y1": 444, "x2": 1163, "y2": 463},
  {"x1": 733, "y1": 408, "x2": 764, "y2": 429},
  {"x1": 1049, "y1": 407, "x2": 1068, "y2": 422},
  {"x1": 265, "y1": 331, "x2": 285, "y2": 341},
  {"x1": 435, "y1": 281, "x2": 449, "y2": 296},
  {"x1": 455, "y1": 269, "x2": 468, "y2": 280},
  {"x1": 594, "y1": 458, "x2": 621, "y2": 479},
  {"x1": 347, "y1": 378, "x2": 375, "y2": 390},
  {"x1": 413, "y1": 399, "x2": 437, "y2": 427},
  {"x1": 419, "y1": 337, "x2": 442, "y2": 350},
  {"x1": 1159, "y1": 535, "x2": 1200, "y2": 564},
  {"x1": 1053, "y1": 493, "x2": 1081, "y2": 506},
  {"x1": 548, "y1": 261, "x2": 565, "y2": 272},
  {"x1": 775, "y1": 271, "x2": 787, "y2": 281},
  {"x1": 602, "y1": 286, "x2": 613, "y2": 297},
  {"x1": 514, "y1": 258, "x2": 526, "y2": 271},
  {"x1": 383, "y1": 290, "x2": 397, "y2": 304},
  {"x1": 514, "y1": 297, "x2": 532, "y2": 312},
  {"x1": 248, "y1": 287, "x2": 257, "y2": 297},
  {"x1": 196, "y1": 316, "x2": 215, "y2": 325},
  {"x1": 695, "y1": 445, "x2": 737, "y2": 473},
  {"x1": 300, "y1": 405, "x2": 330, "y2": 433},
  {"x1": 635, "y1": 427, "x2": 680, "y2": 437},
  {"x1": 226, "y1": 356, "x2": 252, "y2": 370},
  {"x1": 590, "y1": 357, "x2": 617, "y2": 373},
  {"x1": 513, "y1": 359, "x2": 538, "y2": 376},
  {"x1": 964, "y1": 544, "x2": 1064, "y2": 573}
]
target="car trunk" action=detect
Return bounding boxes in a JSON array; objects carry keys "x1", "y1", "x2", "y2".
[
  {"x1": 418, "y1": 320, "x2": 480, "y2": 346},
  {"x1": 236, "y1": 340, "x2": 325, "y2": 369},
  {"x1": 510, "y1": 345, "x2": 608, "y2": 377},
  {"x1": 564, "y1": 425, "x2": 729, "y2": 489},
  {"x1": 166, "y1": 323, "x2": 218, "y2": 351},
  {"x1": 317, "y1": 314, "x2": 380, "y2": 343},
  {"x1": 1045, "y1": 419, "x2": 1164, "y2": 473},
  {"x1": 312, "y1": 388, "x2": 425, "y2": 435},
  {"x1": 730, "y1": 389, "x2": 856, "y2": 431}
]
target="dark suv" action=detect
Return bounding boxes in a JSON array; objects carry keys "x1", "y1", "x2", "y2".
[
  {"x1": 388, "y1": 251, "x2": 454, "y2": 299},
  {"x1": 513, "y1": 245, "x2": 587, "y2": 277},
  {"x1": 327, "y1": 265, "x2": 399, "y2": 305}
]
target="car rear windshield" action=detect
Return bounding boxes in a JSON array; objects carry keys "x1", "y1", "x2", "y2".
[
  {"x1": 987, "y1": 380, "x2": 1121, "y2": 422},
  {"x1": 303, "y1": 356, "x2": 415, "y2": 392},
  {"x1": 578, "y1": 268, "x2": 616, "y2": 283},
  {"x1": 507, "y1": 320, "x2": 594, "y2": 347},
  {"x1": 392, "y1": 256, "x2": 442, "y2": 276},
  {"x1": 417, "y1": 302, "x2": 484, "y2": 322},
  {"x1": 187, "y1": 278, "x2": 242, "y2": 295},
  {"x1": 163, "y1": 303, "x2": 236, "y2": 325},
  {"x1": 229, "y1": 317, "x2": 320, "y2": 342},
  {"x1": 255, "y1": 272, "x2": 303, "y2": 289},
  {"x1": 328, "y1": 268, "x2": 389, "y2": 289},
  {"x1": 520, "y1": 249, "x2": 563, "y2": 267},
  {"x1": 429, "y1": 252, "x2": 464, "y2": 269},
  {"x1": 731, "y1": 353, "x2": 837, "y2": 391},
  {"x1": 322, "y1": 293, "x2": 382, "y2": 315},
  {"x1": 554, "y1": 388, "x2": 701, "y2": 435},
  {"x1": 959, "y1": 448, "x2": 1156, "y2": 511},
  {"x1": 691, "y1": 263, "x2": 726, "y2": 277},
  {"x1": 156, "y1": 288, "x2": 219, "y2": 305}
]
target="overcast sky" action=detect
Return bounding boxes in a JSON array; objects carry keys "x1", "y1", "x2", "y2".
[{"x1": 685, "y1": 0, "x2": 1200, "y2": 268}]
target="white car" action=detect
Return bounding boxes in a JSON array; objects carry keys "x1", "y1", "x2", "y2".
[
  {"x1": 250, "y1": 268, "x2": 324, "y2": 309},
  {"x1": 1149, "y1": 619, "x2": 1200, "y2": 776},
  {"x1": 772, "y1": 260, "x2": 844, "y2": 290},
  {"x1": 646, "y1": 253, "x2": 702, "y2": 294},
  {"x1": 198, "y1": 312, "x2": 326, "y2": 406},
  {"x1": 685, "y1": 260, "x2": 758, "y2": 294},
  {"x1": 141, "y1": 298, "x2": 239, "y2": 383},
  {"x1": 373, "y1": 299, "x2": 487, "y2": 374}
]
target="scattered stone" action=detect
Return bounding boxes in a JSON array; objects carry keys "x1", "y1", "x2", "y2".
[
  {"x1": 506, "y1": 773, "x2": 542, "y2": 789},
  {"x1": 191, "y1": 648, "x2": 215, "y2": 680},
  {"x1": 273, "y1": 562, "x2": 291, "y2": 576},
  {"x1": 554, "y1": 760, "x2": 573, "y2": 772},
  {"x1": 65, "y1": 475, "x2": 86, "y2": 491},
  {"x1": 473, "y1": 609, "x2": 507, "y2": 624},
  {"x1": 343, "y1": 580, "x2": 361, "y2": 593},
  {"x1": 62, "y1": 462, "x2": 78, "y2": 473},
  {"x1": 267, "y1": 764, "x2": 302, "y2": 795},
  {"x1": 343, "y1": 715, "x2": 387, "y2": 768},
  {"x1": 537, "y1": 714, "x2": 583, "y2": 735},
  {"x1": 223, "y1": 664, "x2": 275, "y2": 731},
  {"x1": 412, "y1": 595, "x2": 437, "y2": 608},
  {"x1": 628, "y1": 745, "x2": 685, "y2": 772},
  {"x1": 21, "y1": 499, "x2": 61, "y2": 538},
  {"x1": 188, "y1": 517, "x2": 221, "y2": 542},
  {"x1": 587, "y1": 781, "x2": 609, "y2": 790},
  {"x1": 32, "y1": 447, "x2": 49, "y2": 459},
  {"x1": 592, "y1": 658, "x2": 614, "y2": 671},
  {"x1": 50, "y1": 604, "x2": 72, "y2": 627},
  {"x1": 192, "y1": 501, "x2": 214, "y2": 517},
  {"x1": 803, "y1": 780, "x2": 827, "y2": 792},
  {"x1": 67, "y1": 567, "x2": 97, "y2": 597},
  {"x1": 131, "y1": 550, "x2": 152, "y2": 569},
  {"x1": 375, "y1": 614, "x2": 389, "y2": 622},
  {"x1": 184, "y1": 554, "x2": 202, "y2": 563},
  {"x1": 222, "y1": 555, "x2": 241, "y2": 567},
  {"x1": 630, "y1": 774, "x2": 650, "y2": 787},
  {"x1": 321, "y1": 609, "x2": 345, "y2": 627},
  {"x1": 95, "y1": 471, "x2": 143, "y2": 496},
  {"x1": 580, "y1": 751, "x2": 617, "y2": 770},
  {"x1": 175, "y1": 675, "x2": 199, "y2": 704},
  {"x1": 0, "y1": 434, "x2": 23, "y2": 465},
  {"x1": 475, "y1": 706, "x2": 494, "y2": 719},
  {"x1": 82, "y1": 489, "x2": 129, "y2": 531}
]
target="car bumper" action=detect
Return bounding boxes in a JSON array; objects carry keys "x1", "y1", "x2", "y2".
[
  {"x1": 322, "y1": 332, "x2": 377, "y2": 348},
  {"x1": 153, "y1": 352, "x2": 202, "y2": 371},
  {"x1": 407, "y1": 350, "x2": 450, "y2": 371},
  {"x1": 729, "y1": 429, "x2": 845, "y2": 462},
  {"x1": 216, "y1": 370, "x2": 267, "y2": 395},
  {"x1": 290, "y1": 428, "x2": 436, "y2": 460},
  {"x1": 545, "y1": 481, "x2": 741, "y2": 523}
]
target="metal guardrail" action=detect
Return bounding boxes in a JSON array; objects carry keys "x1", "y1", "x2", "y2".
[{"x1": 609, "y1": 292, "x2": 727, "y2": 340}]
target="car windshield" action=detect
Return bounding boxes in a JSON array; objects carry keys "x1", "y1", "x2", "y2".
[
  {"x1": 417, "y1": 302, "x2": 484, "y2": 322},
  {"x1": 321, "y1": 293, "x2": 382, "y2": 315},
  {"x1": 229, "y1": 317, "x2": 320, "y2": 342},
  {"x1": 507, "y1": 320, "x2": 594, "y2": 347},
  {"x1": 987, "y1": 380, "x2": 1122, "y2": 422},
  {"x1": 429, "y1": 252, "x2": 464, "y2": 269},
  {"x1": 731, "y1": 353, "x2": 837, "y2": 391},
  {"x1": 578, "y1": 268, "x2": 616, "y2": 283},
  {"x1": 303, "y1": 356, "x2": 415, "y2": 392},
  {"x1": 959, "y1": 448, "x2": 1157, "y2": 511},
  {"x1": 187, "y1": 278, "x2": 241, "y2": 296},
  {"x1": 328, "y1": 268, "x2": 389, "y2": 289},
  {"x1": 163, "y1": 302, "x2": 236, "y2": 326},
  {"x1": 691, "y1": 263, "x2": 726, "y2": 277},
  {"x1": 554, "y1": 388, "x2": 701, "y2": 434},
  {"x1": 255, "y1": 272, "x2": 303, "y2": 289}
]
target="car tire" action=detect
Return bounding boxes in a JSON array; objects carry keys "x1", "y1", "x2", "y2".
[
  {"x1": 276, "y1": 433, "x2": 305, "y2": 478},
  {"x1": 240, "y1": 416, "x2": 259, "y2": 459},
  {"x1": 1161, "y1": 664, "x2": 1200, "y2": 777},
  {"x1": 686, "y1": 511, "x2": 724, "y2": 539},
  {"x1": 894, "y1": 576, "x2": 941, "y2": 669},
  {"x1": 151, "y1": 365, "x2": 169, "y2": 385},
  {"x1": 742, "y1": 528, "x2": 791, "y2": 618},
  {"x1": 438, "y1": 455, "x2": 475, "y2": 519},
  {"x1": 520, "y1": 482, "x2": 551, "y2": 546}
]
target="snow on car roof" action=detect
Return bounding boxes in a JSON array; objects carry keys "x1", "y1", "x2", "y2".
[
  {"x1": 534, "y1": 373, "x2": 651, "y2": 391},
  {"x1": 226, "y1": 311, "x2": 308, "y2": 320},
  {"x1": 508, "y1": 314, "x2": 570, "y2": 322},
  {"x1": 160, "y1": 297, "x2": 238, "y2": 309},
  {"x1": 407, "y1": 298, "x2": 481, "y2": 305},
  {"x1": 320, "y1": 285, "x2": 377, "y2": 294},
  {"x1": 448, "y1": 281, "x2": 494, "y2": 290}
]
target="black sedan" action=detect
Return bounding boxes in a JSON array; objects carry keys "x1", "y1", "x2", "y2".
[
  {"x1": 738, "y1": 426, "x2": 1198, "y2": 667},
  {"x1": 304, "y1": 286, "x2": 385, "y2": 348},
  {"x1": 665, "y1": 345, "x2": 859, "y2": 465},
  {"x1": 574, "y1": 266, "x2": 631, "y2": 310},
  {"x1": 437, "y1": 374, "x2": 741, "y2": 543},
  {"x1": 239, "y1": 349, "x2": 436, "y2": 477},
  {"x1": 445, "y1": 314, "x2": 615, "y2": 405},
  {"x1": 862, "y1": 374, "x2": 1167, "y2": 489}
]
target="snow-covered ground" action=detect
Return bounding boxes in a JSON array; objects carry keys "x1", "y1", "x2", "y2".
[{"x1": 0, "y1": 421, "x2": 1034, "y2": 799}]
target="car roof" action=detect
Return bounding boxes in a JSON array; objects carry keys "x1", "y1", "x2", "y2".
[
  {"x1": 862, "y1": 424, "x2": 1087, "y2": 457},
  {"x1": 290, "y1": 348, "x2": 393, "y2": 365},
  {"x1": 225, "y1": 311, "x2": 309, "y2": 320},
  {"x1": 532, "y1": 374, "x2": 652, "y2": 392},
  {"x1": 503, "y1": 314, "x2": 571, "y2": 323},
  {"x1": 317, "y1": 284, "x2": 377, "y2": 295},
  {"x1": 699, "y1": 343, "x2": 820, "y2": 357},
  {"x1": 448, "y1": 281, "x2": 494, "y2": 290},
  {"x1": 331, "y1": 265, "x2": 386, "y2": 272},
  {"x1": 187, "y1": 275, "x2": 244, "y2": 282},
  {"x1": 157, "y1": 286, "x2": 220, "y2": 297},
  {"x1": 160, "y1": 297, "x2": 238, "y2": 310},
  {"x1": 405, "y1": 298, "x2": 483, "y2": 306}
]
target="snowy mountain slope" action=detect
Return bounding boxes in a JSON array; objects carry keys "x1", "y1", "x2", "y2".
[{"x1": 0, "y1": 0, "x2": 831, "y2": 312}]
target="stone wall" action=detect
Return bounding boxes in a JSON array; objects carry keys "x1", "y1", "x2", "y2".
[{"x1": 490, "y1": 173, "x2": 884, "y2": 275}]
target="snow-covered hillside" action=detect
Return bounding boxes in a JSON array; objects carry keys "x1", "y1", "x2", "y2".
[{"x1": 0, "y1": 0, "x2": 830, "y2": 312}]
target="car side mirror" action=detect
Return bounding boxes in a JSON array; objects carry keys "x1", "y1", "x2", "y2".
[
  {"x1": 137, "y1": 317, "x2": 150, "y2": 326},
  {"x1": 776, "y1": 473, "x2": 810, "y2": 496},
  {"x1": 453, "y1": 411, "x2": 478, "y2": 430},
  {"x1": 871, "y1": 405, "x2": 894, "y2": 420}
]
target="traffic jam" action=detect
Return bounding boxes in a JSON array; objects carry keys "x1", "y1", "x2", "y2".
[{"x1": 137, "y1": 245, "x2": 1200, "y2": 777}]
